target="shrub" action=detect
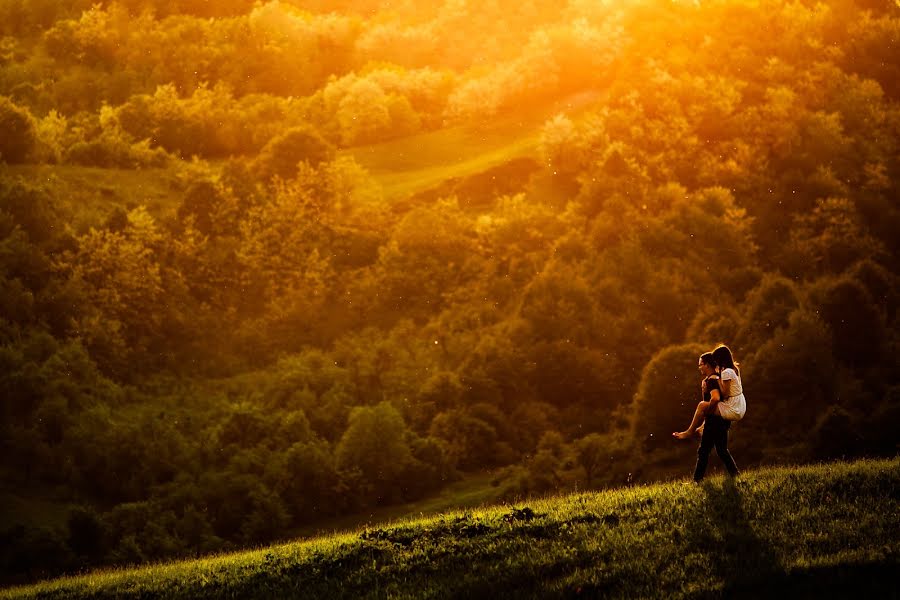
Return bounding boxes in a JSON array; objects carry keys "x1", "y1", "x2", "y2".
[
  {"x1": 812, "y1": 405, "x2": 861, "y2": 460},
  {"x1": 252, "y1": 125, "x2": 335, "y2": 182},
  {"x1": 0, "y1": 96, "x2": 37, "y2": 163},
  {"x1": 64, "y1": 134, "x2": 170, "y2": 168},
  {"x1": 66, "y1": 506, "x2": 107, "y2": 560}
]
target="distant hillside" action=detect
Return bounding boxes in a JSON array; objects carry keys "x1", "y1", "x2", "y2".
[
  {"x1": 4, "y1": 459, "x2": 898, "y2": 599},
  {"x1": 2, "y1": 0, "x2": 898, "y2": 589}
]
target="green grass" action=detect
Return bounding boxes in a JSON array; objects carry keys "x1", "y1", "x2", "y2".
[
  {"x1": 288, "y1": 472, "x2": 502, "y2": 540},
  {"x1": 4, "y1": 458, "x2": 898, "y2": 599},
  {"x1": 347, "y1": 90, "x2": 602, "y2": 200},
  {"x1": 3, "y1": 90, "x2": 603, "y2": 223},
  {"x1": 2, "y1": 164, "x2": 180, "y2": 232},
  {"x1": 347, "y1": 125, "x2": 541, "y2": 200}
]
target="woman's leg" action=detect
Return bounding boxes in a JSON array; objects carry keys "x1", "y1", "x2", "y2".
[{"x1": 673, "y1": 401, "x2": 709, "y2": 439}]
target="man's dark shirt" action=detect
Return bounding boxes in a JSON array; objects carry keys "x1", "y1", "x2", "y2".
[{"x1": 703, "y1": 375, "x2": 720, "y2": 403}]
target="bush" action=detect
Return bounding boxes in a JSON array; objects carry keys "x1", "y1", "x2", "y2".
[
  {"x1": 66, "y1": 506, "x2": 107, "y2": 560},
  {"x1": 812, "y1": 405, "x2": 861, "y2": 460},
  {"x1": 252, "y1": 125, "x2": 335, "y2": 182},
  {"x1": 64, "y1": 134, "x2": 170, "y2": 168},
  {"x1": 0, "y1": 524, "x2": 73, "y2": 585},
  {"x1": 0, "y1": 96, "x2": 37, "y2": 163},
  {"x1": 861, "y1": 387, "x2": 900, "y2": 455}
]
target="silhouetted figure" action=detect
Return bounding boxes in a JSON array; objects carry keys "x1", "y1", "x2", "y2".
[{"x1": 674, "y1": 352, "x2": 740, "y2": 481}]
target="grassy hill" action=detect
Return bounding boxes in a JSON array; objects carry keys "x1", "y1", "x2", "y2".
[
  {"x1": 347, "y1": 120, "x2": 540, "y2": 201},
  {"x1": 1, "y1": 89, "x2": 595, "y2": 231},
  {"x1": 348, "y1": 90, "x2": 600, "y2": 200},
  {"x1": 3, "y1": 459, "x2": 898, "y2": 599},
  {"x1": 3, "y1": 126, "x2": 540, "y2": 232},
  {"x1": 1, "y1": 163, "x2": 182, "y2": 234}
]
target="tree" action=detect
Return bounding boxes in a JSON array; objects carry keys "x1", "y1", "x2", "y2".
[
  {"x1": 332, "y1": 78, "x2": 392, "y2": 145},
  {"x1": 372, "y1": 199, "x2": 480, "y2": 318},
  {"x1": 62, "y1": 207, "x2": 165, "y2": 370},
  {"x1": 811, "y1": 405, "x2": 861, "y2": 461},
  {"x1": 785, "y1": 197, "x2": 886, "y2": 277},
  {"x1": 574, "y1": 433, "x2": 606, "y2": 488},
  {"x1": 524, "y1": 430, "x2": 579, "y2": 493},
  {"x1": 272, "y1": 440, "x2": 340, "y2": 522},
  {"x1": 520, "y1": 262, "x2": 595, "y2": 345},
  {"x1": 539, "y1": 114, "x2": 590, "y2": 176},
  {"x1": 507, "y1": 401, "x2": 559, "y2": 454},
  {"x1": 732, "y1": 275, "x2": 802, "y2": 352},
  {"x1": 234, "y1": 177, "x2": 335, "y2": 355},
  {"x1": 630, "y1": 343, "x2": 707, "y2": 451},
  {"x1": 428, "y1": 409, "x2": 498, "y2": 470},
  {"x1": 403, "y1": 435, "x2": 455, "y2": 498},
  {"x1": 335, "y1": 402, "x2": 414, "y2": 505},
  {"x1": 848, "y1": 259, "x2": 899, "y2": 323},
  {"x1": 808, "y1": 276, "x2": 885, "y2": 369},
  {"x1": 240, "y1": 489, "x2": 290, "y2": 544},
  {"x1": 252, "y1": 125, "x2": 335, "y2": 182},
  {"x1": 745, "y1": 309, "x2": 837, "y2": 444},
  {"x1": 176, "y1": 180, "x2": 228, "y2": 236},
  {"x1": 412, "y1": 371, "x2": 465, "y2": 431},
  {"x1": 66, "y1": 507, "x2": 107, "y2": 560}
]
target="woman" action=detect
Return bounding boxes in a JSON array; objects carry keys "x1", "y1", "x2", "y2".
[
  {"x1": 673, "y1": 351, "x2": 739, "y2": 481},
  {"x1": 711, "y1": 344, "x2": 746, "y2": 422},
  {"x1": 673, "y1": 345, "x2": 746, "y2": 439}
]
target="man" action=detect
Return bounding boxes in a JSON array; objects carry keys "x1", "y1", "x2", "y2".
[{"x1": 675, "y1": 352, "x2": 740, "y2": 482}]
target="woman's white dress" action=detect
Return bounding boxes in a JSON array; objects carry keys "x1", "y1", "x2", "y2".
[{"x1": 717, "y1": 368, "x2": 746, "y2": 421}]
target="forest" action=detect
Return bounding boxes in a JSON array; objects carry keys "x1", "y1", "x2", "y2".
[{"x1": 1, "y1": 0, "x2": 898, "y2": 586}]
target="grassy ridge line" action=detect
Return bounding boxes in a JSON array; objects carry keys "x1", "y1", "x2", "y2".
[
  {"x1": 3, "y1": 459, "x2": 898, "y2": 599},
  {"x1": 346, "y1": 122, "x2": 541, "y2": 201},
  {"x1": 347, "y1": 91, "x2": 603, "y2": 200},
  {"x1": 352, "y1": 134, "x2": 539, "y2": 201}
]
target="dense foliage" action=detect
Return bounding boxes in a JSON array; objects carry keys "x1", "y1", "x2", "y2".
[{"x1": 1, "y1": 0, "x2": 898, "y2": 586}]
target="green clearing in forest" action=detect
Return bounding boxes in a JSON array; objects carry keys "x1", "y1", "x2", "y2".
[
  {"x1": 1, "y1": 164, "x2": 180, "y2": 231},
  {"x1": 347, "y1": 90, "x2": 602, "y2": 200},
  {"x1": 347, "y1": 125, "x2": 541, "y2": 200}
]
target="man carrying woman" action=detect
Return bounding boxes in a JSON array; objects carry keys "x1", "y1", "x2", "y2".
[{"x1": 673, "y1": 345, "x2": 745, "y2": 482}]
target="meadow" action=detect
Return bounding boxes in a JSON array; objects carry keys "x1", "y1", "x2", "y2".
[{"x1": 3, "y1": 459, "x2": 898, "y2": 599}]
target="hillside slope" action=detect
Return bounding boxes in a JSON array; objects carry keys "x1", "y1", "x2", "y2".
[{"x1": 4, "y1": 459, "x2": 898, "y2": 599}]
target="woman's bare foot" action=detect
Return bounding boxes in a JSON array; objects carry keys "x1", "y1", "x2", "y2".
[{"x1": 672, "y1": 430, "x2": 693, "y2": 440}]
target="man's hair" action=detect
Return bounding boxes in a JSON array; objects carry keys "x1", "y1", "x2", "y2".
[{"x1": 699, "y1": 352, "x2": 718, "y2": 368}]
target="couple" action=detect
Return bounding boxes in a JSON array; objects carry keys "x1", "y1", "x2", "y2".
[{"x1": 673, "y1": 344, "x2": 747, "y2": 482}]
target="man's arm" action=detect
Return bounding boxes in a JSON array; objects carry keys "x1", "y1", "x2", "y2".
[
  {"x1": 706, "y1": 388, "x2": 721, "y2": 413},
  {"x1": 705, "y1": 377, "x2": 721, "y2": 413}
]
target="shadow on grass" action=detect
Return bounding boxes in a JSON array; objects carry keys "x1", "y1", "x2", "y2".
[
  {"x1": 676, "y1": 480, "x2": 899, "y2": 599},
  {"x1": 721, "y1": 561, "x2": 900, "y2": 599},
  {"x1": 693, "y1": 478, "x2": 783, "y2": 591}
]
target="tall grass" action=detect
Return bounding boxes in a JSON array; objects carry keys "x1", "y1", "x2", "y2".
[{"x1": 3, "y1": 458, "x2": 898, "y2": 599}]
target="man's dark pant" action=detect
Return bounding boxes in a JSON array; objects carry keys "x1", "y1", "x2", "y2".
[{"x1": 694, "y1": 414, "x2": 739, "y2": 482}]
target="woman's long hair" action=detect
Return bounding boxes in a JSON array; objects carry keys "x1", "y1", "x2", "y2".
[{"x1": 712, "y1": 344, "x2": 739, "y2": 375}]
